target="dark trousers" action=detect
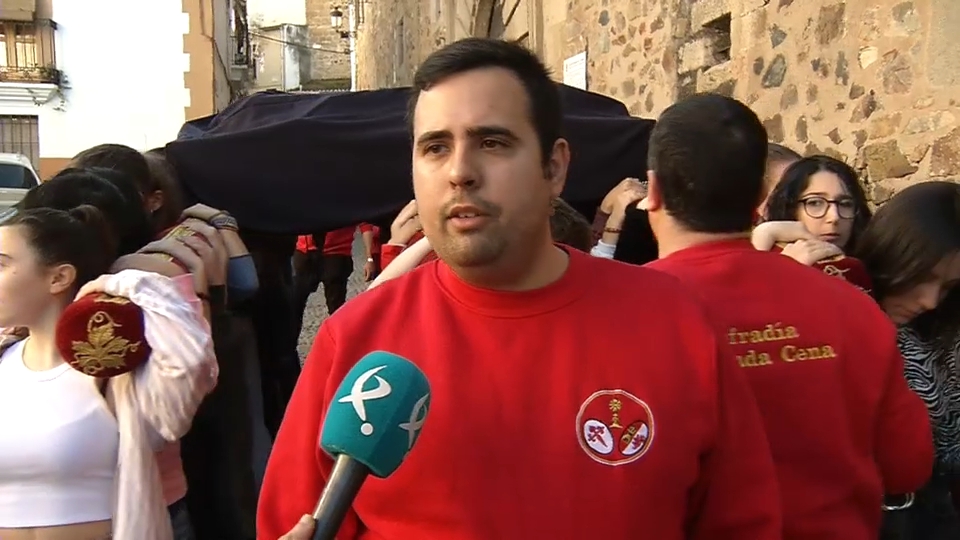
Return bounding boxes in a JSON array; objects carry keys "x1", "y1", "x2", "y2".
[
  {"x1": 239, "y1": 236, "x2": 301, "y2": 441},
  {"x1": 293, "y1": 251, "x2": 354, "y2": 333},
  {"x1": 180, "y1": 312, "x2": 258, "y2": 540},
  {"x1": 168, "y1": 497, "x2": 196, "y2": 540},
  {"x1": 881, "y1": 477, "x2": 960, "y2": 540}
]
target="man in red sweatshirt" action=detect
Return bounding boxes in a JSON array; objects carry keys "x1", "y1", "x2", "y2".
[
  {"x1": 258, "y1": 38, "x2": 782, "y2": 540},
  {"x1": 643, "y1": 94, "x2": 933, "y2": 540}
]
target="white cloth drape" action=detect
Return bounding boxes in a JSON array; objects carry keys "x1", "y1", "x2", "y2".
[{"x1": 96, "y1": 270, "x2": 217, "y2": 540}]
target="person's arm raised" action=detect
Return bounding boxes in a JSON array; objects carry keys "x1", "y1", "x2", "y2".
[
  {"x1": 368, "y1": 235, "x2": 433, "y2": 291},
  {"x1": 751, "y1": 220, "x2": 814, "y2": 251}
]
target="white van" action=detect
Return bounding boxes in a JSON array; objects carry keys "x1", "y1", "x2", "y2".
[{"x1": 0, "y1": 153, "x2": 41, "y2": 209}]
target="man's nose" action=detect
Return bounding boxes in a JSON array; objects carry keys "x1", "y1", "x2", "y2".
[{"x1": 447, "y1": 145, "x2": 479, "y2": 189}]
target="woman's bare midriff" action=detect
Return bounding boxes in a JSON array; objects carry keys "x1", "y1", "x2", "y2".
[{"x1": 0, "y1": 519, "x2": 112, "y2": 540}]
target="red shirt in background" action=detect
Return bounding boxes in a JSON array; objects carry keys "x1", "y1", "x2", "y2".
[
  {"x1": 258, "y1": 248, "x2": 782, "y2": 540},
  {"x1": 380, "y1": 230, "x2": 439, "y2": 269},
  {"x1": 647, "y1": 240, "x2": 933, "y2": 540},
  {"x1": 323, "y1": 227, "x2": 356, "y2": 257},
  {"x1": 358, "y1": 223, "x2": 381, "y2": 257},
  {"x1": 294, "y1": 226, "x2": 361, "y2": 256},
  {"x1": 295, "y1": 234, "x2": 316, "y2": 253}
]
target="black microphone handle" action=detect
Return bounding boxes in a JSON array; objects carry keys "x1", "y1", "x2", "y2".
[{"x1": 311, "y1": 454, "x2": 371, "y2": 540}]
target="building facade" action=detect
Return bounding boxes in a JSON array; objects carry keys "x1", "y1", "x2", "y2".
[
  {"x1": 304, "y1": 0, "x2": 351, "y2": 89},
  {"x1": 354, "y1": 0, "x2": 960, "y2": 200},
  {"x1": 248, "y1": 0, "x2": 306, "y2": 28},
  {"x1": 251, "y1": 23, "x2": 311, "y2": 91},
  {"x1": 0, "y1": 0, "x2": 251, "y2": 179},
  {"x1": 248, "y1": 0, "x2": 312, "y2": 91}
]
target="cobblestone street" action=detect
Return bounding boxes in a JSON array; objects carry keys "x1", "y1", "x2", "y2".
[{"x1": 296, "y1": 234, "x2": 371, "y2": 360}]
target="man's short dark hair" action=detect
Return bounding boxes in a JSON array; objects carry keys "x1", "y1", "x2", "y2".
[
  {"x1": 409, "y1": 37, "x2": 561, "y2": 166},
  {"x1": 648, "y1": 93, "x2": 768, "y2": 233},
  {"x1": 71, "y1": 143, "x2": 155, "y2": 196},
  {"x1": 767, "y1": 143, "x2": 801, "y2": 165}
]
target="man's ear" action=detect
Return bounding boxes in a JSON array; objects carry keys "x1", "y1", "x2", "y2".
[
  {"x1": 644, "y1": 170, "x2": 664, "y2": 212},
  {"x1": 546, "y1": 138, "x2": 570, "y2": 198}
]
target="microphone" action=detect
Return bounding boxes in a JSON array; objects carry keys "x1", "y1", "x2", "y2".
[{"x1": 311, "y1": 351, "x2": 431, "y2": 540}]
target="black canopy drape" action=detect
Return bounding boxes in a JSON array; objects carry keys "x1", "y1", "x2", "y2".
[{"x1": 165, "y1": 84, "x2": 654, "y2": 234}]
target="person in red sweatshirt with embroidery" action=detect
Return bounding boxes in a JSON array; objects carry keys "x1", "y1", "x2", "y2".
[
  {"x1": 643, "y1": 94, "x2": 934, "y2": 540},
  {"x1": 258, "y1": 38, "x2": 782, "y2": 540}
]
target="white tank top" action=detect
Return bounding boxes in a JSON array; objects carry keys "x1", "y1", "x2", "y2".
[{"x1": 0, "y1": 340, "x2": 119, "y2": 527}]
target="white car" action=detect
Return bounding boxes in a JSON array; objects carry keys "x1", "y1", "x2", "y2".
[{"x1": 0, "y1": 153, "x2": 40, "y2": 209}]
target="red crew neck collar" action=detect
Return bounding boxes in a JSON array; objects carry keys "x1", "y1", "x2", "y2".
[
  {"x1": 658, "y1": 238, "x2": 756, "y2": 263},
  {"x1": 433, "y1": 244, "x2": 589, "y2": 318}
]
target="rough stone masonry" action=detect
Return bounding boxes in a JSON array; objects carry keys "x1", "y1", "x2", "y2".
[{"x1": 353, "y1": 0, "x2": 960, "y2": 202}]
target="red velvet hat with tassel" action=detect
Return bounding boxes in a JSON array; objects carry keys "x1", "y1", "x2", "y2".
[
  {"x1": 773, "y1": 243, "x2": 873, "y2": 294},
  {"x1": 55, "y1": 220, "x2": 209, "y2": 377},
  {"x1": 813, "y1": 253, "x2": 873, "y2": 295},
  {"x1": 56, "y1": 293, "x2": 151, "y2": 378}
]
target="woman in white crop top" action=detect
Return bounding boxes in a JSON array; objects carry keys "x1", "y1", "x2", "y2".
[{"x1": 0, "y1": 205, "x2": 118, "y2": 540}]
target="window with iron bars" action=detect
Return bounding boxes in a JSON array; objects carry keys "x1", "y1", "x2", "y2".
[{"x1": 0, "y1": 115, "x2": 40, "y2": 169}]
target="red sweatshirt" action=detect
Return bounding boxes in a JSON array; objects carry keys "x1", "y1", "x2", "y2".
[
  {"x1": 323, "y1": 227, "x2": 357, "y2": 257},
  {"x1": 295, "y1": 234, "x2": 316, "y2": 253},
  {"x1": 258, "y1": 248, "x2": 782, "y2": 540},
  {"x1": 647, "y1": 240, "x2": 933, "y2": 540},
  {"x1": 770, "y1": 244, "x2": 873, "y2": 294},
  {"x1": 295, "y1": 227, "x2": 360, "y2": 256},
  {"x1": 358, "y1": 223, "x2": 381, "y2": 256}
]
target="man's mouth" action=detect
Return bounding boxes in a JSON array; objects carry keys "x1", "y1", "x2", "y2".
[
  {"x1": 446, "y1": 204, "x2": 491, "y2": 231},
  {"x1": 447, "y1": 204, "x2": 486, "y2": 219}
]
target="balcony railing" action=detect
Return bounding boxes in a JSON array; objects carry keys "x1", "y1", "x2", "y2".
[
  {"x1": 0, "y1": 18, "x2": 61, "y2": 85},
  {"x1": 0, "y1": 65, "x2": 60, "y2": 84}
]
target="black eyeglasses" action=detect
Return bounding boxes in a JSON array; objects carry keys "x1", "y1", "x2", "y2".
[{"x1": 799, "y1": 196, "x2": 857, "y2": 219}]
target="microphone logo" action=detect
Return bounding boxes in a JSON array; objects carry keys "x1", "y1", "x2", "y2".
[
  {"x1": 337, "y1": 365, "x2": 393, "y2": 436},
  {"x1": 398, "y1": 393, "x2": 429, "y2": 450}
]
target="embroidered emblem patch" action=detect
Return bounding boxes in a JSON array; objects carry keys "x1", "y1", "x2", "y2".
[{"x1": 576, "y1": 389, "x2": 654, "y2": 466}]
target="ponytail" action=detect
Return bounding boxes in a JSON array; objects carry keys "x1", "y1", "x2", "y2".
[{"x1": 69, "y1": 204, "x2": 119, "y2": 261}]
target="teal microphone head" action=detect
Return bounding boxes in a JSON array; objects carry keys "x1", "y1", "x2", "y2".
[{"x1": 320, "y1": 351, "x2": 431, "y2": 478}]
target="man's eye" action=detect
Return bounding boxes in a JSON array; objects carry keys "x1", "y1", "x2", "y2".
[
  {"x1": 481, "y1": 139, "x2": 504, "y2": 149},
  {"x1": 424, "y1": 144, "x2": 445, "y2": 154}
]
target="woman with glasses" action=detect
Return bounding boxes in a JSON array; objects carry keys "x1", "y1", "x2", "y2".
[
  {"x1": 752, "y1": 155, "x2": 873, "y2": 292},
  {"x1": 763, "y1": 155, "x2": 872, "y2": 251}
]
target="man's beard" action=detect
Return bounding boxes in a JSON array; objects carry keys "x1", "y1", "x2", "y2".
[{"x1": 433, "y1": 229, "x2": 507, "y2": 268}]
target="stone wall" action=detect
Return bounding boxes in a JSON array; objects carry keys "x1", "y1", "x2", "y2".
[
  {"x1": 304, "y1": 0, "x2": 351, "y2": 85},
  {"x1": 724, "y1": 0, "x2": 960, "y2": 201},
  {"x1": 354, "y1": 0, "x2": 470, "y2": 89},
  {"x1": 355, "y1": 0, "x2": 960, "y2": 199}
]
